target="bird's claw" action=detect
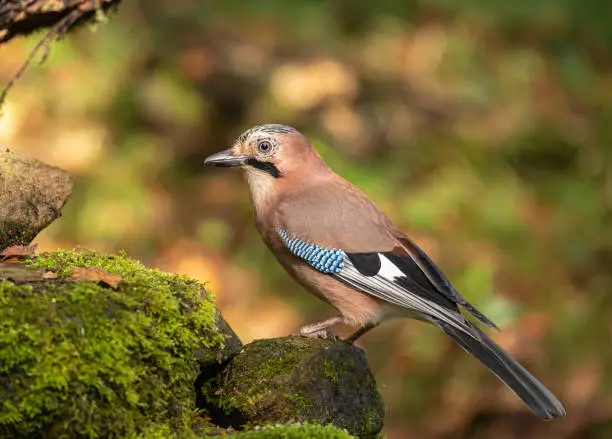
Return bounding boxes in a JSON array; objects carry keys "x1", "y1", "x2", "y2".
[{"x1": 294, "y1": 329, "x2": 339, "y2": 341}]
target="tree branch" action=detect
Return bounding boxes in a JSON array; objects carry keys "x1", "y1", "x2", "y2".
[
  {"x1": 0, "y1": 0, "x2": 121, "y2": 109},
  {"x1": 0, "y1": 0, "x2": 121, "y2": 44}
]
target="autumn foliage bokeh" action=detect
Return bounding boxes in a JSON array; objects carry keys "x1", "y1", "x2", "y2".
[{"x1": 1, "y1": 1, "x2": 611, "y2": 438}]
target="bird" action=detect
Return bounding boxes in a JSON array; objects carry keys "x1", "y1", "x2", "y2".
[{"x1": 204, "y1": 124, "x2": 566, "y2": 420}]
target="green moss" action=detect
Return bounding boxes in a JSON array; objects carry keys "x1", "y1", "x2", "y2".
[
  {"x1": 1, "y1": 250, "x2": 226, "y2": 437},
  {"x1": 322, "y1": 360, "x2": 339, "y2": 385},
  {"x1": 125, "y1": 409, "x2": 222, "y2": 439},
  {"x1": 258, "y1": 346, "x2": 309, "y2": 378},
  {"x1": 132, "y1": 422, "x2": 354, "y2": 439},
  {"x1": 226, "y1": 423, "x2": 354, "y2": 439},
  {"x1": 287, "y1": 393, "x2": 312, "y2": 412},
  {"x1": 207, "y1": 337, "x2": 312, "y2": 414},
  {"x1": 360, "y1": 407, "x2": 383, "y2": 439}
]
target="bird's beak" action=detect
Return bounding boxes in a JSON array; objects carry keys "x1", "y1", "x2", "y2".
[{"x1": 204, "y1": 149, "x2": 250, "y2": 167}]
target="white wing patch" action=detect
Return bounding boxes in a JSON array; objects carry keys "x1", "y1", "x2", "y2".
[
  {"x1": 335, "y1": 253, "x2": 473, "y2": 335},
  {"x1": 378, "y1": 254, "x2": 405, "y2": 278}
]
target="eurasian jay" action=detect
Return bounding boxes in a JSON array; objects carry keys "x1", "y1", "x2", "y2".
[{"x1": 204, "y1": 124, "x2": 566, "y2": 420}]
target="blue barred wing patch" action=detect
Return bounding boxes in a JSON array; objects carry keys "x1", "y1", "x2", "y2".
[{"x1": 279, "y1": 230, "x2": 346, "y2": 274}]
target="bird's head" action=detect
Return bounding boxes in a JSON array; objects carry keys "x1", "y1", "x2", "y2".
[{"x1": 204, "y1": 124, "x2": 328, "y2": 202}]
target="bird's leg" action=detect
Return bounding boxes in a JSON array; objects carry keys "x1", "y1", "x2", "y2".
[
  {"x1": 298, "y1": 315, "x2": 343, "y2": 339},
  {"x1": 344, "y1": 322, "x2": 378, "y2": 344}
]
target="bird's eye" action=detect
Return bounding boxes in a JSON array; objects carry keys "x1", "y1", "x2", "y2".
[{"x1": 257, "y1": 141, "x2": 272, "y2": 154}]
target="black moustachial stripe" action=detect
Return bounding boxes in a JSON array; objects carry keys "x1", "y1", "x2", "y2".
[{"x1": 247, "y1": 158, "x2": 281, "y2": 178}]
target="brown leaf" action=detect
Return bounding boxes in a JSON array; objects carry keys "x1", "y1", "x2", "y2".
[
  {"x1": 0, "y1": 244, "x2": 38, "y2": 262},
  {"x1": 70, "y1": 267, "x2": 122, "y2": 290}
]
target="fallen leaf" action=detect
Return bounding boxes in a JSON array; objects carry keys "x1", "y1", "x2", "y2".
[
  {"x1": 0, "y1": 244, "x2": 38, "y2": 262},
  {"x1": 70, "y1": 267, "x2": 122, "y2": 290}
]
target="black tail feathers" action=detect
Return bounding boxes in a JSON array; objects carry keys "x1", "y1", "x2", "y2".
[{"x1": 435, "y1": 320, "x2": 566, "y2": 420}]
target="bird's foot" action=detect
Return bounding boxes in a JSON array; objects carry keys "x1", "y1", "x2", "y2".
[
  {"x1": 295, "y1": 328, "x2": 339, "y2": 340},
  {"x1": 294, "y1": 316, "x2": 343, "y2": 340}
]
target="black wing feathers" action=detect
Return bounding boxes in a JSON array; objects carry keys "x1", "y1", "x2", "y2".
[
  {"x1": 345, "y1": 238, "x2": 497, "y2": 329},
  {"x1": 393, "y1": 236, "x2": 498, "y2": 329},
  {"x1": 346, "y1": 253, "x2": 381, "y2": 277},
  {"x1": 384, "y1": 252, "x2": 458, "y2": 311}
]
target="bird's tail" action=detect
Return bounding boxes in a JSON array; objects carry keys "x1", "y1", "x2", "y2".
[{"x1": 434, "y1": 320, "x2": 566, "y2": 420}]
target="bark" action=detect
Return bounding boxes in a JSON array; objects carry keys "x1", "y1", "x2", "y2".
[{"x1": 0, "y1": 0, "x2": 121, "y2": 44}]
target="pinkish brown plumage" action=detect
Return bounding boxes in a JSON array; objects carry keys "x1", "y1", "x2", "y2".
[{"x1": 204, "y1": 124, "x2": 566, "y2": 420}]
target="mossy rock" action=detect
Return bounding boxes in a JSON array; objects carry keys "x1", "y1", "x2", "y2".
[
  {"x1": 0, "y1": 250, "x2": 242, "y2": 438},
  {"x1": 200, "y1": 337, "x2": 384, "y2": 439}
]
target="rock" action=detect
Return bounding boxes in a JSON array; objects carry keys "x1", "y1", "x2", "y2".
[
  {"x1": 0, "y1": 148, "x2": 73, "y2": 251},
  {"x1": 200, "y1": 337, "x2": 385, "y2": 439},
  {"x1": 0, "y1": 250, "x2": 242, "y2": 438}
]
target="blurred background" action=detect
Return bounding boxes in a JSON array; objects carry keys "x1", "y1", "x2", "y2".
[{"x1": 1, "y1": 1, "x2": 611, "y2": 437}]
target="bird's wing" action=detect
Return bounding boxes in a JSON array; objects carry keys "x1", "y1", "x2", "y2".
[
  {"x1": 280, "y1": 229, "x2": 469, "y2": 333},
  {"x1": 276, "y1": 182, "x2": 496, "y2": 329}
]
